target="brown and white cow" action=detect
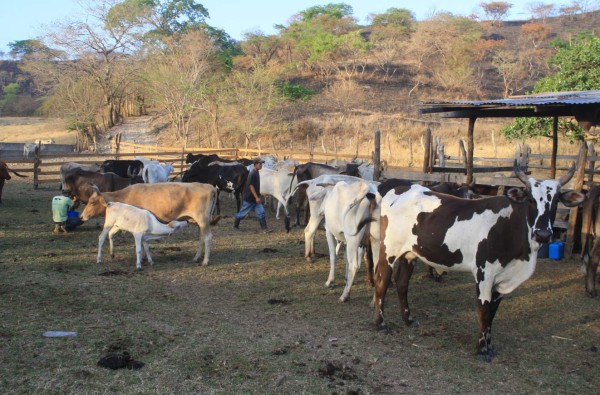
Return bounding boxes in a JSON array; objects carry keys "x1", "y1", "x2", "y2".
[
  {"x1": 580, "y1": 185, "x2": 600, "y2": 297},
  {"x1": 80, "y1": 183, "x2": 219, "y2": 265},
  {"x1": 371, "y1": 165, "x2": 584, "y2": 361},
  {"x1": 0, "y1": 161, "x2": 27, "y2": 204}
]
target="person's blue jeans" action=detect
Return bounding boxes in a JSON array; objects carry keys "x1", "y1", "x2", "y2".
[{"x1": 235, "y1": 201, "x2": 266, "y2": 220}]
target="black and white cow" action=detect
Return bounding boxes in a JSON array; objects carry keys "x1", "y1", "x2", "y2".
[
  {"x1": 371, "y1": 165, "x2": 584, "y2": 361},
  {"x1": 100, "y1": 160, "x2": 144, "y2": 179},
  {"x1": 186, "y1": 153, "x2": 252, "y2": 167},
  {"x1": 182, "y1": 161, "x2": 249, "y2": 214}
]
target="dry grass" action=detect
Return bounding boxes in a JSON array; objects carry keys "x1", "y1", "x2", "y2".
[
  {"x1": 0, "y1": 179, "x2": 598, "y2": 394},
  {"x1": 0, "y1": 117, "x2": 74, "y2": 145}
]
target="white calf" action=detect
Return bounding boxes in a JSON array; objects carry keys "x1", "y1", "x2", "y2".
[
  {"x1": 98, "y1": 201, "x2": 188, "y2": 270},
  {"x1": 142, "y1": 163, "x2": 174, "y2": 183}
]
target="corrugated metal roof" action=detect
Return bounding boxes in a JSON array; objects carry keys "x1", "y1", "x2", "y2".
[{"x1": 421, "y1": 90, "x2": 600, "y2": 107}]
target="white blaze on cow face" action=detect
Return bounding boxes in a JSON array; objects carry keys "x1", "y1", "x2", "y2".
[{"x1": 524, "y1": 177, "x2": 562, "y2": 244}]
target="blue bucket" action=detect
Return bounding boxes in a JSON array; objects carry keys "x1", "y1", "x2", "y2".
[
  {"x1": 67, "y1": 211, "x2": 79, "y2": 218},
  {"x1": 548, "y1": 242, "x2": 565, "y2": 260}
]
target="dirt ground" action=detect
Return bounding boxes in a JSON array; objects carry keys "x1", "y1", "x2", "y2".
[{"x1": 0, "y1": 179, "x2": 598, "y2": 394}]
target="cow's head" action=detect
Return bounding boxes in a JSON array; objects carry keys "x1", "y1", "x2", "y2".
[
  {"x1": 80, "y1": 185, "x2": 109, "y2": 221},
  {"x1": 510, "y1": 163, "x2": 585, "y2": 243}
]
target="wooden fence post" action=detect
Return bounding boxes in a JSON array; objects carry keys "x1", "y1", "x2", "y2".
[
  {"x1": 373, "y1": 129, "x2": 381, "y2": 181},
  {"x1": 33, "y1": 158, "x2": 40, "y2": 189},
  {"x1": 423, "y1": 128, "x2": 432, "y2": 173},
  {"x1": 587, "y1": 142, "x2": 595, "y2": 187},
  {"x1": 180, "y1": 147, "x2": 185, "y2": 176}
]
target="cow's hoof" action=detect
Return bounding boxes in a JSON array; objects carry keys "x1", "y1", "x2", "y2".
[
  {"x1": 97, "y1": 261, "x2": 102, "y2": 264},
  {"x1": 325, "y1": 281, "x2": 334, "y2": 288},
  {"x1": 586, "y1": 289, "x2": 598, "y2": 298},
  {"x1": 476, "y1": 353, "x2": 493, "y2": 363},
  {"x1": 201, "y1": 262, "x2": 209, "y2": 267},
  {"x1": 407, "y1": 319, "x2": 420, "y2": 328},
  {"x1": 339, "y1": 295, "x2": 348, "y2": 303},
  {"x1": 376, "y1": 323, "x2": 391, "y2": 335}
]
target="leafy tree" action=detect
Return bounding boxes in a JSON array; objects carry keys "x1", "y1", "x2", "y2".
[
  {"x1": 277, "y1": 82, "x2": 315, "y2": 101},
  {"x1": 479, "y1": 1, "x2": 513, "y2": 26},
  {"x1": 502, "y1": 35, "x2": 600, "y2": 141},
  {"x1": 299, "y1": 3, "x2": 353, "y2": 21},
  {"x1": 280, "y1": 3, "x2": 359, "y2": 82},
  {"x1": 240, "y1": 31, "x2": 281, "y2": 67},
  {"x1": 7, "y1": 40, "x2": 52, "y2": 59}
]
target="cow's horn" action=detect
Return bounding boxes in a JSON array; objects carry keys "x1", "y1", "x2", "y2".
[
  {"x1": 558, "y1": 162, "x2": 577, "y2": 187},
  {"x1": 514, "y1": 167, "x2": 530, "y2": 186}
]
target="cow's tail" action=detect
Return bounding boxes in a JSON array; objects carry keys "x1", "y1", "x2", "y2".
[
  {"x1": 209, "y1": 187, "x2": 222, "y2": 226},
  {"x1": 283, "y1": 168, "x2": 300, "y2": 231},
  {"x1": 8, "y1": 168, "x2": 27, "y2": 178},
  {"x1": 142, "y1": 166, "x2": 149, "y2": 183}
]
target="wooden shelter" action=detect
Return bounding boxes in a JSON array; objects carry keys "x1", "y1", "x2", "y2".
[
  {"x1": 418, "y1": 90, "x2": 600, "y2": 255},
  {"x1": 418, "y1": 90, "x2": 600, "y2": 181}
]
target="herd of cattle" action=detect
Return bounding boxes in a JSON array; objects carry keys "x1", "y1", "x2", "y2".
[{"x1": 1, "y1": 154, "x2": 599, "y2": 362}]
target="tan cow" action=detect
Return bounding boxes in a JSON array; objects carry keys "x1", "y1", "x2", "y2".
[{"x1": 80, "y1": 182, "x2": 220, "y2": 265}]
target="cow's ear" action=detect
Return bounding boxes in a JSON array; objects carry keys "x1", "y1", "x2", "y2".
[
  {"x1": 559, "y1": 190, "x2": 586, "y2": 207},
  {"x1": 506, "y1": 187, "x2": 528, "y2": 203}
]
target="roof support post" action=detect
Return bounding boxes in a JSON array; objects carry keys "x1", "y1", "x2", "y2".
[
  {"x1": 466, "y1": 116, "x2": 476, "y2": 184},
  {"x1": 565, "y1": 140, "x2": 588, "y2": 257},
  {"x1": 551, "y1": 116, "x2": 558, "y2": 179}
]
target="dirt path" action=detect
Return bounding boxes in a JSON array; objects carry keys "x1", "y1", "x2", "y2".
[{"x1": 97, "y1": 115, "x2": 159, "y2": 153}]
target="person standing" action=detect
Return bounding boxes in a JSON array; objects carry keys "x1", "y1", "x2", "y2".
[{"x1": 233, "y1": 158, "x2": 272, "y2": 233}]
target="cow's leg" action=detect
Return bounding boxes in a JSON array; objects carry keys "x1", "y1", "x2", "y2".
[
  {"x1": 325, "y1": 229, "x2": 337, "y2": 288},
  {"x1": 373, "y1": 254, "x2": 393, "y2": 333},
  {"x1": 97, "y1": 226, "x2": 111, "y2": 264},
  {"x1": 235, "y1": 190, "x2": 242, "y2": 213},
  {"x1": 303, "y1": 214, "x2": 323, "y2": 261},
  {"x1": 142, "y1": 239, "x2": 154, "y2": 266},
  {"x1": 475, "y1": 284, "x2": 503, "y2": 362},
  {"x1": 194, "y1": 224, "x2": 213, "y2": 266},
  {"x1": 134, "y1": 233, "x2": 144, "y2": 271},
  {"x1": 108, "y1": 227, "x2": 120, "y2": 259},
  {"x1": 340, "y1": 242, "x2": 362, "y2": 302},
  {"x1": 586, "y1": 241, "x2": 600, "y2": 297},
  {"x1": 394, "y1": 257, "x2": 417, "y2": 327},
  {"x1": 215, "y1": 190, "x2": 221, "y2": 215}
]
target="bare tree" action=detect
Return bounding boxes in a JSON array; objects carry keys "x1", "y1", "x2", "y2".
[
  {"x1": 527, "y1": 2, "x2": 556, "y2": 23},
  {"x1": 479, "y1": 1, "x2": 513, "y2": 26},
  {"x1": 145, "y1": 30, "x2": 219, "y2": 148},
  {"x1": 44, "y1": 0, "x2": 150, "y2": 129},
  {"x1": 323, "y1": 79, "x2": 366, "y2": 122}
]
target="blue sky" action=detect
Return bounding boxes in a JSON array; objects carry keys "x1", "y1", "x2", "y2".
[{"x1": 0, "y1": 0, "x2": 586, "y2": 54}]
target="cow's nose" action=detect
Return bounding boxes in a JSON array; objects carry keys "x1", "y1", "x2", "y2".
[{"x1": 534, "y1": 229, "x2": 552, "y2": 243}]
